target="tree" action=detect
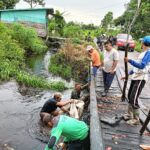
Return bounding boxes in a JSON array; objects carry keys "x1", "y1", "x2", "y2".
[
  {"x1": 0, "y1": 0, "x2": 19, "y2": 9},
  {"x1": 48, "y1": 10, "x2": 66, "y2": 36},
  {"x1": 101, "y1": 11, "x2": 113, "y2": 28},
  {"x1": 23, "y1": 0, "x2": 45, "y2": 8},
  {"x1": 114, "y1": 0, "x2": 150, "y2": 39}
]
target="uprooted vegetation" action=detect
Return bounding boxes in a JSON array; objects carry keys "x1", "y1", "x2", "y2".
[{"x1": 49, "y1": 40, "x2": 90, "y2": 82}]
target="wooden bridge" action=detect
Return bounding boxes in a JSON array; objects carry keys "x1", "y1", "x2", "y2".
[{"x1": 89, "y1": 67, "x2": 150, "y2": 150}]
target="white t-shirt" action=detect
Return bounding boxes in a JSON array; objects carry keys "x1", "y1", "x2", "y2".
[
  {"x1": 132, "y1": 50, "x2": 150, "y2": 81},
  {"x1": 103, "y1": 48, "x2": 119, "y2": 72}
]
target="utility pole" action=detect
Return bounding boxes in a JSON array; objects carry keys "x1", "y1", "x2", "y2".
[{"x1": 31, "y1": 0, "x2": 33, "y2": 8}]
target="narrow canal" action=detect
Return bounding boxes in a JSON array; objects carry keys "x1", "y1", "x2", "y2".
[{"x1": 0, "y1": 51, "x2": 74, "y2": 150}]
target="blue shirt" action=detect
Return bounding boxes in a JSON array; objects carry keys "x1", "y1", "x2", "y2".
[{"x1": 129, "y1": 50, "x2": 150, "y2": 75}]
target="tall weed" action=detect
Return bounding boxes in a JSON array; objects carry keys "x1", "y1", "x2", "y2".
[{"x1": 11, "y1": 23, "x2": 47, "y2": 54}]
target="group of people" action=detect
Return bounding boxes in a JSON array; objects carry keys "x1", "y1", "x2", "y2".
[
  {"x1": 41, "y1": 35, "x2": 150, "y2": 149},
  {"x1": 87, "y1": 35, "x2": 150, "y2": 126},
  {"x1": 40, "y1": 83, "x2": 90, "y2": 150}
]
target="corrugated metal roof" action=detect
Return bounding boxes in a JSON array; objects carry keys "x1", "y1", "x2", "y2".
[{"x1": 0, "y1": 8, "x2": 53, "y2": 13}]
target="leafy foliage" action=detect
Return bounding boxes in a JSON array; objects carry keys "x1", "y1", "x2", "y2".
[
  {"x1": 114, "y1": 0, "x2": 150, "y2": 39},
  {"x1": 101, "y1": 11, "x2": 113, "y2": 28},
  {"x1": 63, "y1": 24, "x2": 83, "y2": 39},
  {"x1": 49, "y1": 41, "x2": 89, "y2": 82},
  {"x1": 11, "y1": 23, "x2": 47, "y2": 54},
  {"x1": 49, "y1": 53, "x2": 72, "y2": 80},
  {"x1": 0, "y1": 0, "x2": 19, "y2": 9},
  {"x1": 0, "y1": 23, "x2": 25, "y2": 81},
  {"x1": 0, "y1": 22, "x2": 64, "y2": 91},
  {"x1": 48, "y1": 10, "x2": 66, "y2": 36}
]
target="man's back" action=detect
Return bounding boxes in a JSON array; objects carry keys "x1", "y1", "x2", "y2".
[
  {"x1": 52, "y1": 115, "x2": 88, "y2": 141},
  {"x1": 90, "y1": 49, "x2": 101, "y2": 67},
  {"x1": 41, "y1": 98, "x2": 57, "y2": 113},
  {"x1": 71, "y1": 90, "x2": 80, "y2": 99}
]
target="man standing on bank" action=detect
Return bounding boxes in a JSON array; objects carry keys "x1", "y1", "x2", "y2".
[
  {"x1": 102, "y1": 40, "x2": 119, "y2": 97},
  {"x1": 123, "y1": 36, "x2": 150, "y2": 125}
]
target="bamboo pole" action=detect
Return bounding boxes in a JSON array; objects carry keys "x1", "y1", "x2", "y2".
[{"x1": 121, "y1": 0, "x2": 141, "y2": 101}]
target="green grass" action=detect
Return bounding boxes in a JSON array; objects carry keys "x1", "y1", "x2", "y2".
[
  {"x1": 16, "y1": 71, "x2": 67, "y2": 91},
  {"x1": 49, "y1": 53, "x2": 72, "y2": 80}
]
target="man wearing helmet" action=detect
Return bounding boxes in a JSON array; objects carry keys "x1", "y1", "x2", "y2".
[{"x1": 123, "y1": 36, "x2": 150, "y2": 125}]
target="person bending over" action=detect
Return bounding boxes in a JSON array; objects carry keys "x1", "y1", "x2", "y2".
[
  {"x1": 40, "y1": 92, "x2": 73, "y2": 120},
  {"x1": 43, "y1": 114, "x2": 90, "y2": 150}
]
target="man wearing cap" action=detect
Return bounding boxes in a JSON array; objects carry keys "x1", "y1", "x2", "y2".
[
  {"x1": 123, "y1": 36, "x2": 150, "y2": 125},
  {"x1": 86, "y1": 45, "x2": 101, "y2": 77}
]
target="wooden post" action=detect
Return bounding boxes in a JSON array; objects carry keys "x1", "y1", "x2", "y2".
[
  {"x1": 121, "y1": 43, "x2": 129, "y2": 101},
  {"x1": 121, "y1": 1, "x2": 141, "y2": 102},
  {"x1": 90, "y1": 66, "x2": 104, "y2": 150},
  {"x1": 140, "y1": 110, "x2": 150, "y2": 135}
]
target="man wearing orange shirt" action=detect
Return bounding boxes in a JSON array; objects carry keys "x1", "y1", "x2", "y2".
[{"x1": 86, "y1": 45, "x2": 101, "y2": 77}]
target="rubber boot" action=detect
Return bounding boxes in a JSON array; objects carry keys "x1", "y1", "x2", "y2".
[
  {"x1": 126, "y1": 108, "x2": 140, "y2": 126},
  {"x1": 123, "y1": 104, "x2": 134, "y2": 121},
  {"x1": 102, "y1": 85, "x2": 109, "y2": 97},
  {"x1": 133, "y1": 108, "x2": 140, "y2": 124}
]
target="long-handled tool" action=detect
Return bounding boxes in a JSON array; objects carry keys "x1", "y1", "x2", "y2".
[{"x1": 121, "y1": 0, "x2": 141, "y2": 101}]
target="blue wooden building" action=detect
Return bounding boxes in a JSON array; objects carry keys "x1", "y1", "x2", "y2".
[{"x1": 0, "y1": 8, "x2": 54, "y2": 37}]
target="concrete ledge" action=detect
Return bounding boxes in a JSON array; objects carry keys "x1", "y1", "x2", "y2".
[{"x1": 90, "y1": 73, "x2": 104, "y2": 150}]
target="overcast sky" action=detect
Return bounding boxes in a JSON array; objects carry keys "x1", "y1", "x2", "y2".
[{"x1": 16, "y1": 0, "x2": 130, "y2": 25}]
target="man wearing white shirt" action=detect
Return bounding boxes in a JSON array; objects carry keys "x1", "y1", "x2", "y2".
[{"x1": 102, "y1": 41, "x2": 119, "y2": 97}]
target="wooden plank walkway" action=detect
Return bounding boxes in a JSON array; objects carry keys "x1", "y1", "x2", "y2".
[{"x1": 95, "y1": 69, "x2": 150, "y2": 150}]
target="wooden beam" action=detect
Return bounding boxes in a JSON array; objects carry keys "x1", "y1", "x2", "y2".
[
  {"x1": 90, "y1": 67, "x2": 104, "y2": 150},
  {"x1": 140, "y1": 110, "x2": 150, "y2": 135}
]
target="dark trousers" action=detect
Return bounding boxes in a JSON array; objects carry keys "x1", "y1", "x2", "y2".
[
  {"x1": 67, "y1": 131, "x2": 90, "y2": 150},
  {"x1": 102, "y1": 70, "x2": 115, "y2": 91},
  {"x1": 67, "y1": 141, "x2": 83, "y2": 150},
  {"x1": 128, "y1": 80, "x2": 146, "y2": 109}
]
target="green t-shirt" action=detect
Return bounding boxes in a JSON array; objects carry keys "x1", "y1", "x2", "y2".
[{"x1": 45, "y1": 115, "x2": 89, "y2": 150}]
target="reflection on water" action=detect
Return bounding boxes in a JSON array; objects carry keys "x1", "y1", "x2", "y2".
[
  {"x1": 0, "y1": 81, "x2": 72, "y2": 150},
  {"x1": 0, "y1": 51, "x2": 74, "y2": 150},
  {"x1": 26, "y1": 51, "x2": 74, "y2": 88},
  {"x1": 27, "y1": 109, "x2": 50, "y2": 143},
  {"x1": 26, "y1": 53, "x2": 46, "y2": 76}
]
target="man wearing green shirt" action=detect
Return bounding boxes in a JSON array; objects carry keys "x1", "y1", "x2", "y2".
[{"x1": 43, "y1": 114, "x2": 90, "y2": 150}]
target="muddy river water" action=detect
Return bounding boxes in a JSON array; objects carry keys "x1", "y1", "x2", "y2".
[{"x1": 0, "y1": 51, "x2": 73, "y2": 150}]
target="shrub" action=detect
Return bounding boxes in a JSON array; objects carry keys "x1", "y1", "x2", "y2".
[
  {"x1": 49, "y1": 41, "x2": 89, "y2": 82},
  {"x1": 0, "y1": 25, "x2": 25, "y2": 81},
  {"x1": 63, "y1": 25, "x2": 83, "y2": 39},
  {"x1": 11, "y1": 23, "x2": 47, "y2": 54},
  {"x1": 0, "y1": 23, "x2": 65, "y2": 91}
]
